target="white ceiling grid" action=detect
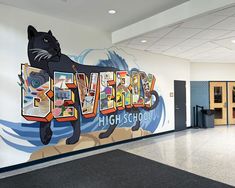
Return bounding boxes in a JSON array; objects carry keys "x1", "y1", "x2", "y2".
[{"x1": 120, "y1": 6, "x2": 235, "y2": 63}]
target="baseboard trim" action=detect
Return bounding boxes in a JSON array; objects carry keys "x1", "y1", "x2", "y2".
[{"x1": 0, "y1": 128, "x2": 189, "y2": 173}]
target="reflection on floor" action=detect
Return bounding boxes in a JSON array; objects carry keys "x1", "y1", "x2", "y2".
[
  {"x1": 1, "y1": 126, "x2": 235, "y2": 186},
  {"x1": 123, "y1": 126, "x2": 235, "y2": 186}
]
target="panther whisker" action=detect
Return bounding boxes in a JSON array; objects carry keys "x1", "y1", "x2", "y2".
[
  {"x1": 34, "y1": 51, "x2": 48, "y2": 60},
  {"x1": 35, "y1": 53, "x2": 47, "y2": 61},
  {"x1": 40, "y1": 53, "x2": 52, "y2": 61},
  {"x1": 30, "y1": 48, "x2": 45, "y2": 51},
  {"x1": 45, "y1": 52, "x2": 53, "y2": 59},
  {"x1": 31, "y1": 49, "x2": 47, "y2": 55},
  {"x1": 44, "y1": 54, "x2": 50, "y2": 59},
  {"x1": 30, "y1": 49, "x2": 45, "y2": 54},
  {"x1": 43, "y1": 53, "x2": 52, "y2": 60},
  {"x1": 30, "y1": 48, "x2": 52, "y2": 61},
  {"x1": 34, "y1": 52, "x2": 44, "y2": 60},
  {"x1": 39, "y1": 54, "x2": 47, "y2": 61},
  {"x1": 47, "y1": 54, "x2": 53, "y2": 59}
]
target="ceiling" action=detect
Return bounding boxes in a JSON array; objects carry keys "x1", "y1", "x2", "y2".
[
  {"x1": 0, "y1": 0, "x2": 188, "y2": 31},
  {"x1": 119, "y1": 6, "x2": 235, "y2": 63},
  {"x1": 1, "y1": 0, "x2": 235, "y2": 63}
]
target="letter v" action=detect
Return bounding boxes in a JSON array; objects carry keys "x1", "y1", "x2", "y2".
[{"x1": 76, "y1": 73, "x2": 99, "y2": 118}]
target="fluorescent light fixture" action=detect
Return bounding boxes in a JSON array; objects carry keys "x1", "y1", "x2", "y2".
[
  {"x1": 231, "y1": 39, "x2": 235, "y2": 44},
  {"x1": 108, "y1": 10, "x2": 116, "y2": 14},
  {"x1": 141, "y1": 40, "x2": 147, "y2": 43}
]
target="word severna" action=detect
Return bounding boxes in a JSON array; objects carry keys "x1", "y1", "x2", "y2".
[{"x1": 21, "y1": 64, "x2": 156, "y2": 122}]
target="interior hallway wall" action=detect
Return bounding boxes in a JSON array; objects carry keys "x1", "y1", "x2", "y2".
[
  {"x1": 118, "y1": 48, "x2": 191, "y2": 132},
  {"x1": 190, "y1": 62, "x2": 235, "y2": 81},
  {"x1": 0, "y1": 3, "x2": 112, "y2": 122},
  {"x1": 190, "y1": 81, "x2": 209, "y2": 127},
  {"x1": 0, "y1": 3, "x2": 191, "y2": 168},
  {"x1": 190, "y1": 62, "x2": 235, "y2": 127}
]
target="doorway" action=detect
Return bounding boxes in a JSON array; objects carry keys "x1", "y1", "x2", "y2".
[
  {"x1": 174, "y1": 80, "x2": 186, "y2": 131},
  {"x1": 228, "y1": 82, "x2": 235, "y2": 125},
  {"x1": 209, "y1": 82, "x2": 235, "y2": 125}
]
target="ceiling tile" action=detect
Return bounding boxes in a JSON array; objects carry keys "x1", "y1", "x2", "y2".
[
  {"x1": 211, "y1": 17, "x2": 235, "y2": 30},
  {"x1": 211, "y1": 6, "x2": 235, "y2": 16},
  {"x1": 213, "y1": 37, "x2": 235, "y2": 50},
  {"x1": 162, "y1": 51, "x2": 180, "y2": 57},
  {"x1": 164, "y1": 28, "x2": 202, "y2": 38},
  {"x1": 128, "y1": 36, "x2": 156, "y2": 46},
  {"x1": 191, "y1": 47, "x2": 235, "y2": 62},
  {"x1": 143, "y1": 26, "x2": 176, "y2": 38},
  {"x1": 178, "y1": 42, "x2": 218, "y2": 57},
  {"x1": 191, "y1": 29, "x2": 230, "y2": 40},
  {"x1": 152, "y1": 37, "x2": 185, "y2": 46},
  {"x1": 147, "y1": 45, "x2": 172, "y2": 52},
  {"x1": 117, "y1": 5, "x2": 235, "y2": 63},
  {"x1": 177, "y1": 39, "x2": 208, "y2": 47},
  {"x1": 163, "y1": 46, "x2": 192, "y2": 55},
  {"x1": 191, "y1": 47, "x2": 233, "y2": 59},
  {"x1": 191, "y1": 58, "x2": 235, "y2": 63},
  {"x1": 127, "y1": 44, "x2": 147, "y2": 51},
  {"x1": 147, "y1": 49, "x2": 166, "y2": 54},
  {"x1": 216, "y1": 31, "x2": 235, "y2": 39},
  {"x1": 180, "y1": 14, "x2": 227, "y2": 29}
]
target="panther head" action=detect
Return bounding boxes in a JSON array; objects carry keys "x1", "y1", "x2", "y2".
[{"x1": 27, "y1": 25, "x2": 61, "y2": 70}]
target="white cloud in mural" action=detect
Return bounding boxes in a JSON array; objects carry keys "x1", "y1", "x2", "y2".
[{"x1": 69, "y1": 46, "x2": 140, "y2": 71}]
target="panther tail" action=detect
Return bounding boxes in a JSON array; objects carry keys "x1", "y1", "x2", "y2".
[{"x1": 144, "y1": 90, "x2": 159, "y2": 111}]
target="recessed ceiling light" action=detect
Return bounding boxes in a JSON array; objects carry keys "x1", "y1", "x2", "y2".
[
  {"x1": 141, "y1": 40, "x2": 147, "y2": 43},
  {"x1": 108, "y1": 10, "x2": 116, "y2": 14},
  {"x1": 231, "y1": 39, "x2": 235, "y2": 44}
]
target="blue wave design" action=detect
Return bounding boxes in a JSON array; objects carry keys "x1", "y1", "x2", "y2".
[
  {"x1": 1, "y1": 136, "x2": 43, "y2": 153},
  {"x1": 98, "y1": 51, "x2": 129, "y2": 71},
  {"x1": 3, "y1": 129, "x2": 73, "y2": 142},
  {"x1": 0, "y1": 98, "x2": 165, "y2": 153},
  {"x1": 0, "y1": 120, "x2": 40, "y2": 130},
  {"x1": 0, "y1": 49, "x2": 166, "y2": 153}
]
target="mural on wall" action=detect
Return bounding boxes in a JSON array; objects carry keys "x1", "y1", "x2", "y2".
[{"x1": 0, "y1": 26, "x2": 166, "y2": 167}]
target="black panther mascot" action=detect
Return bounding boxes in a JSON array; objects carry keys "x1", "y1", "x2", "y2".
[{"x1": 27, "y1": 25, "x2": 159, "y2": 145}]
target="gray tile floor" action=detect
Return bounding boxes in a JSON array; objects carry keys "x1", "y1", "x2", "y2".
[{"x1": 1, "y1": 126, "x2": 235, "y2": 186}]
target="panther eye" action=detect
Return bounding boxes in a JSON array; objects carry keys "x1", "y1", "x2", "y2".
[{"x1": 43, "y1": 38, "x2": 49, "y2": 43}]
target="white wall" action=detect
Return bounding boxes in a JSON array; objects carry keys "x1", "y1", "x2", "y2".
[
  {"x1": 119, "y1": 48, "x2": 191, "y2": 132},
  {"x1": 0, "y1": 4, "x2": 191, "y2": 168},
  {"x1": 0, "y1": 4, "x2": 111, "y2": 122},
  {"x1": 191, "y1": 62, "x2": 235, "y2": 81},
  {"x1": 0, "y1": 3, "x2": 191, "y2": 130},
  {"x1": 0, "y1": 3, "x2": 112, "y2": 168}
]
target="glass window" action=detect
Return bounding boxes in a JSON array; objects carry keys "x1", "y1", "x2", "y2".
[
  {"x1": 214, "y1": 87, "x2": 222, "y2": 103},
  {"x1": 214, "y1": 108, "x2": 223, "y2": 119},
  {"x1": 233, "y1": 87, "x2": 235, "y2": 103}
]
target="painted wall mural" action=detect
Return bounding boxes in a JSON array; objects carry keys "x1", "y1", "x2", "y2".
[{"x1": 0, "y1": 26, "x2": 166, "y2": 168}]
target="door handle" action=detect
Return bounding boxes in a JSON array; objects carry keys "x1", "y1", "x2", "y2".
[{"x1": 176, "y1": 107, "x2": 180, "y2": 110}]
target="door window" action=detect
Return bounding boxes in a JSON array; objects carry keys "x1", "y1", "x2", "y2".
[{"x1": 214, "y1": 87, "x2": 222, "y2": 103}]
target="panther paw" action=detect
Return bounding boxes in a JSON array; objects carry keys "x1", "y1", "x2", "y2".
[
  {"x1": 40, "y1": 128, "x2": 52, "y2": 145},
  {"x1": 99, "y1": 132, "x2": 110, "y2": 139},
  {"x1": 66, "y1": 136, "x2": 79, "y2": 145},
  {"x1": 131, "y1": 125, "x2": 140, "y2": 131}
]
